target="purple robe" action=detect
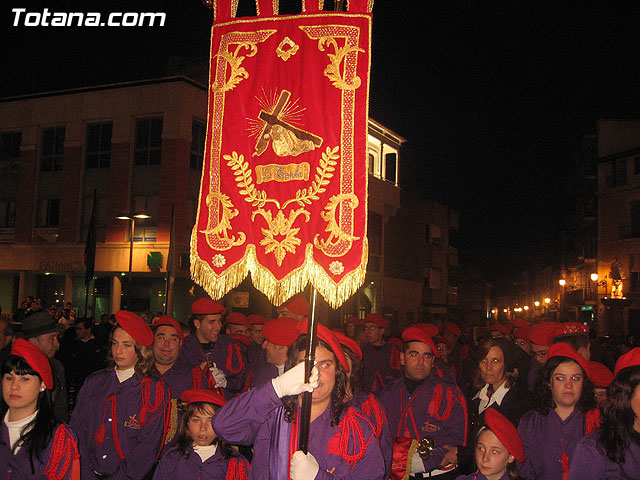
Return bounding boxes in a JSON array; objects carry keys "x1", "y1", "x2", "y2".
[
  {"x1": 527, "y1": 357, "x2": 541, "y2": 392},
  {"x1": 350, "y1": 391, "x2": 392, "y2": 478},
  {"x1": 247, "y1": 341, "x2": 263, "y2": 368},
  {"x1": 568, "y1": 431, "x2": 640, "y2": 480},
  {"x1": 0, "y1": 422, "x2": 79, "y2": 480},
  {"x1": 153, "y1": 445, "x2": 249, "y2": 480},
  {"x1": 70, "y1": 369, "x2": 170, "y2": 479},
  {"x1": 378, "y1": 373, "x2": 467, "y2": 472},
  {"x1": 361, "y1": 342, "x2": 402, "y2": 394},
  {"x1": 179, "y1": 333, "x2": 245, "y2": 397},
  {"x1": 212, "y1": 381, "x2": 386, "y2": 479},
  {"x1": 517, "y1": 409, "x2": 589, "y2": 480}
]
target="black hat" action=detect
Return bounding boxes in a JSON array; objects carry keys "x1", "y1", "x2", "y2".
[{"x1": 21, "y1": 311, "x2": 58, "y2": 338}]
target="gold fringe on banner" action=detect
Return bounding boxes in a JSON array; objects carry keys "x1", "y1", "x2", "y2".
[{"x1": 190, "y1": 227, "x2": 368, "y2": 309}]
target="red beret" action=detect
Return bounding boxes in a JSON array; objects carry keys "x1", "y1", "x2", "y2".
[
  {"x1": 297, "y1": 320, "x2": 350, "y2": 372},
  {"x1": 226, "y1": 312, "x2": 250, "y2": 327},
  {"x1": 154, "y1": 315, "x2": 184, "y2": 342},
  {"x1": 512, "y1": 326, "x2": 530, "y2": 342},
  {"x1": 489, "y1": 323, "x2": 509, "y2": 335},
  {"x1": 528, "y1": 322, "x2": 558, "y2": 347},
  {"x1": 10, "y1": 338, "x2": 54, "y2": 389},
  {"x1": 444, "y1": 321, "x2": 461, "y2": 337},
  {"x1": 553, "y1": 322, "x2": 589, "y2": 338},
  {"x1": 388, "y1": 337, "x2": 404, "y2": 349},
  {"x1": 434, "y1": 335, "x2": 453, "y2": 349},
  {"x1": 401, "y1": 326, "x2": 440, "y2": 358},
  {"x1": 229, "y1": 333, "x2": 250, "y2": 346},
  {"x1": 282, "y1": 295, "x2": 309, "y2": 316},
  {"x1": 512, "y1": 318, "x2": 530, "y2": 328},
  {"x1": 333, "y1": 331, "x2": 363, "y2": 360},
  {"x1": 192, "y1": 298, "x2": 226, "y2": 316},
  {"x1": 413, "y1": 323, "x2": 441, "y2": 338},
  {"x1": 115, "y1": 310, "x2": 153, "y2": 346},
  {"x1": 263, "y1": 317, "x2": 299, "y2": 346},
  {"x1": 247, "y1": 314, "x2": 266, "y2": 325},
  {"x1": 180, "y1": 389, "x2": 226, "y2": 407},
  {"x1": 344, "y1": 315, "x2": 358, "y2": 325},
  {"x1": 354, "y1": 317, "x2": 366, "y2": 326},
  {"x1": 484, "y1": 407, "x2": 524, "y2": 462},
  {"x1": 365, "y1": 313, "x2": 388, "y2": 329},
  {"x1": 547, "y1": 342, "x2": 591, "y2": 379},
  {"x1": 589, "y1": 361, "x2": 614, "y2": 388},
  {"x1": 614, "y1": 347, "x2": 640, "y2": 376}
]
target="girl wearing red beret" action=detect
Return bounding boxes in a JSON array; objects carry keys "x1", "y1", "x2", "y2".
[
  {"x1": 71, "y1": 311, "x2": 171, "y2": 479},
  {"x1": 517, "y1": 343, "x2": 599, "y2": 480},
  {"x1": 1, "y1": 338, "x2": 80, "y2": 479},
  {"x1": 455, "y1": 408, "x2": 524, "y2": 480},
  {"x1": 568, "y1": 348, "x2": 640, "y2": 479},
  {"x1": 154, "y1": 390, "x2": 249, "y2": 479}
]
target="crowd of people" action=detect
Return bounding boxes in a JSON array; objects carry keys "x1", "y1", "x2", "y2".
[{"x1": 1, "y1": 294, "x2": 639, "y2": 479}]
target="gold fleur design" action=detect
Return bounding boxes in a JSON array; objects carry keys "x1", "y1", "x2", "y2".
[
  {"x1": 329, "y1": 261, "x2": 344, "y2": 276},
  {"x1": 252, "y1": 208, "x2": 311, "y2": 266},
  {"x1": 212, "y1": 254, "x2": 226, "y2": 268}
]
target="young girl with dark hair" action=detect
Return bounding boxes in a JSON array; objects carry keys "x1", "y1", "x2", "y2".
[
  {"x1": 455, "y1": 408, "x2": 524, "y2": 480},
  {"x1": 1, "y1": 338, "x2": 80, "y2": 479},
  {"x1": 71, "y1": 310, "x2": 171, "y2": 479},
  {"x1": 517, "y1": 342, "x2": 599, "y2": 480},
  {"x1": 567, "y1": 347, "x2": 640, "y2": 479},
  {"x1": 153, "y1": 389, "x2": 249, "y2": 479},
  {"x1": 212, "y1": 321, "x2": 385, "y2": 479}
]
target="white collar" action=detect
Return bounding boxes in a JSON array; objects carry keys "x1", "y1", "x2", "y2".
[
  {"x1": 473, "y1": 382, "x2": 510, "y2": 413},
  {"x1": 116, "y1": 367, "x2": 135, "y2": 383}
]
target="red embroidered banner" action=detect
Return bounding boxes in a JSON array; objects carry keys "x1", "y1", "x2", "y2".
[{"x1": 191, "y1": 2, "x2": 372, "y2": 308}]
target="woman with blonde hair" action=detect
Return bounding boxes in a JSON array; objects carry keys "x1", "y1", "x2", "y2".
[{"x1": 71, "y1": 310, "x2": 171, "y2": 479}]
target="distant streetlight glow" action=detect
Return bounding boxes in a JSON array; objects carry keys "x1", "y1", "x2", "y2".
[
  {"x1": 534, "y1": 301, "x2": 540, "y2": 307},
  {"x1": 544, "y1": 297, "x2": 551, "y2": 304},
  {"x1": 591, "y1": 273, "x2": 599, "y2": 282},
  {"x1": 559, "y1": 279, "x2": 566, "y2": 286},
  {"x1": 523, "y1": 305, "x2": 529, "y2": 310},
  {"x1": 503, "y1": 308, "x2": 507, "y2": 313}
]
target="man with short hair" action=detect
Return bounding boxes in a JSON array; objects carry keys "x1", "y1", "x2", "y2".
[
  {"x1": 361, "y1": 312, "x2": 402, "y2": 393},
  {"x1": 22, "y1": 311, "x2": 68, "y2": 422},
  {"x1": 246, "y1": 313, "x2": 266, "y2": 366},
  {"x1": 179, "y1": 298, "x2": 245, "y2": 398},
  {"x1": 276, "y1": 294, "x2": 309, "y2": 320},
  {"x1": 526, "y1": 321, "x2": 558, "y2": 392},
  {"x1": 226, "y1": 312, "x2": 251, "y2": 337},
  {"x1": 379, "y1": 326, "x2": 466, "y2": 480}
]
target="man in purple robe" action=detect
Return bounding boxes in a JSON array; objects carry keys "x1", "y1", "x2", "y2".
[
  {"x1": 179, "y1": 298, "x2": 245, "y2": 398},
  {"x1": 379, "y1": 326, "x2": 467, "y2": 480},
  {"x1": 361, "y1": 313, "x2": 402, "y2": 394}
]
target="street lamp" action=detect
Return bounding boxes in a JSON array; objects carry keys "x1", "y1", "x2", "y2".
[
  {"x1": 559, "y1": 279, "x2": 566, "y2": 286},
  {"x1": 117, "y1": 210, "x2": 151, "y2": 308}
]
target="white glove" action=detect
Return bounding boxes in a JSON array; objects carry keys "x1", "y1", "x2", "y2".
[
  {"x1": 290, "y1": 450, "x2": 319, "y2": 480},
  {"x1": 209, "y1": 363, "x2": 227, "y2": 388},
  {"x1": 411, "y1": 451, "x2": 426, "y2": 474},
  {"x1": 271, "y1": 361, "x2": 319, "y2": 398}
]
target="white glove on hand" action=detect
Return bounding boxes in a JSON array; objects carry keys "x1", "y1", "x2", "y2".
[
  {"x1": 290, "y1": 450, "x2": 319, "y2": 480},
  {"x1": 271, "y1": 361, "x2": 319, "y2": 398},
  {"x1": 209, "y1": 363, "x2": 227, "y2": 388},
  {"x1": 411, "y1": 451, "x2": 426, "y2": 474}
]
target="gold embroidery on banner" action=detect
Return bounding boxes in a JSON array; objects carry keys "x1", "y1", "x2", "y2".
[
  {"x1": 276, "y1": 37, "x2": 299, "y2": 61},
  {"x1": 300, "y1": 27, "x2": 363, "y2": 91},
  {"x1": 252, "y1": 208, "x2": 311, "y2": 266},
  {"x1": 212, "y1": 254, "x2": 226, "y2": 267},
  {"x1": 200, "y1": 192, "x2": 246, "y2": 250},
  {"x1": 314, "y1": 194, "x2": 360, "y2": 256},
  {"x1": 252, "y1": 90, "x2": 323, "y2": 157},
  {"x1": 256, "y1": 162, "x2": 310, "y2": 184},
  {"x1": 283, "y1": 146, "x2": 338, "y2": 209},
  {"x1": 226, "y1": 151, "x2": 280, "y2": 208}
]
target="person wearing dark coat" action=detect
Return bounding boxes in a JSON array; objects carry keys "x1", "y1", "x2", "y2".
[{"x1": 455, "y1": 337, "x2": 531, "y2": 475}]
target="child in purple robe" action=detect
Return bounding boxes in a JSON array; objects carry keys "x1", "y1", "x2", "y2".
[
  {"x1": 517, "y1": 342, "x2": 600, "y2": 480},
  {"x1": 568, "y1": 347, "x2": 640, "y2": 480},
  {"x1": 154, "y1": 389, "x2": 249, "y2": 480},
  {"x1": 70, "y1": 311, "x2": 170, "y2": 480},
  {"x1": 455, "y1": 408, "x2": 524, "y2": 480},
  {"x1": 1, "y1": 338, "x2": 80, "y2": 480}
]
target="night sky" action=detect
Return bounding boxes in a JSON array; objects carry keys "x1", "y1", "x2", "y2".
[{"x1": 4, "y1": 0, "x2": 640, "y2": 293}]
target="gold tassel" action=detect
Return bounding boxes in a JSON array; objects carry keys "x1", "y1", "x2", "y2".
[{"x1": 190, "y1": 227, "x2": 368, "y2": 309}]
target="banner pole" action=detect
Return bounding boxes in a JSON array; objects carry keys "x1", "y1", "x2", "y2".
[{"x1": 298, "y1": 288, "x2": 318, "y2": 453}]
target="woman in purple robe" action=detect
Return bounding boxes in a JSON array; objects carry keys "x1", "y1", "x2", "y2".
[
  {"x1": 517, "y1": 342, "x2": 600, "y2": 480},
  {"x1": 568, "y1": 347, "x2": 640, "y2": 480},
  {"x1": 212, "y1": 323, "x2": 386, "y2": 479},
  {"x1": 1, "y1": 338, "x2": 80, "y2": 480},
  {"x1": 71, "y1": 311, "x2": 170, "y2": 480},
  {"x1": 154, "y1": 389, "x2": 249, "y2": 480}
]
